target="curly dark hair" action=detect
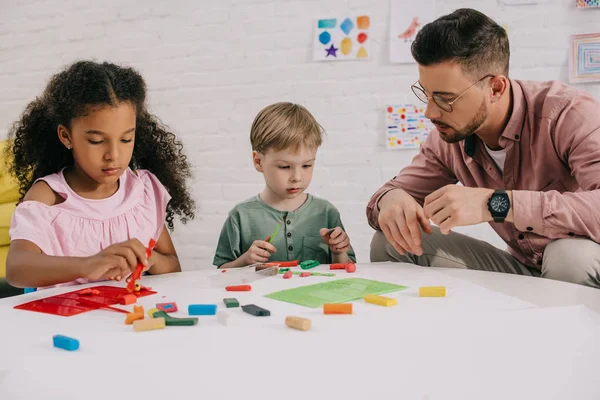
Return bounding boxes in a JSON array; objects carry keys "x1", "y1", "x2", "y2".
[{"x1": 4, "y1": 60, "x2": 195, "y2": 230}]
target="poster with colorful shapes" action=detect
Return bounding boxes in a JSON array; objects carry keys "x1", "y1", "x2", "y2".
[
  {"x1": 314, "y1": 16, "x2": 370, "y2": 61},
  {"x1": 389, "y1": 0, "x2": 435, "y2": 64},
  {"x1": 569, "y1": 33, "x2": 600, "y2": 83},
  {"x1": 577, "y1": 0, "x2": 599, "y2": 8},
  {"x1": 385, "y1": 104, "x2": 434, "y2": 150}
]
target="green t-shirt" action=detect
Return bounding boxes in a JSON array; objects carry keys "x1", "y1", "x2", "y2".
[{"x1": 213, "y1": 194, "x2": 356, "y2": 267}]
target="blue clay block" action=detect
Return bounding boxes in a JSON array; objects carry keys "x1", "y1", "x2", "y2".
[
  {"x1": 188, "y1": 304, "x2": 217, "y2": 315},
  {"x1": 53, "y1": 335, "x2": 79, "y2": 351}
]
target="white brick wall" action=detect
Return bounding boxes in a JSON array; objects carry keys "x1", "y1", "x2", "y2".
[{"x1": 1, "y1": 0, "x2": 599, "y2": 269}]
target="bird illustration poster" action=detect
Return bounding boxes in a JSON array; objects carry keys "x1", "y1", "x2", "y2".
[
  {"x1": 314, "y1": 16, "x2": 370, "y2": 61},
  {"x1": 389, "y1": 0, "x2": 435, "y2": 64}
]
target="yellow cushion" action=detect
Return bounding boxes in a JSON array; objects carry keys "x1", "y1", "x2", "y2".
[
  {"x1": 0, "y1": 245, "x2": 8, "y2": 278},
  {"x1": 0, "y1": 202, "x2": 16, "y2": 246},
  {"x1": 0, "y1": 140, "x2": 20, "y2": 204}
]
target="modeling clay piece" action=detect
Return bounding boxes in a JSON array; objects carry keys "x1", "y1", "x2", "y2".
[
  {"x1": 126, "y1": 239, "x2": 156, "y2": 293},
  {"x1": 266, "y1": 260, "x2": 298, "y2": 267},
  {"x1": 419, "y1": 286, "x2": 446, "y2": 297},
  {"x1": 300, "y1": 260, "x2": 320, "y2": 270},
  {"x1": 283, "y1": 271, "x2": 293, "y2": 279},
  {"x1": 149, "y1": 310, "x2": 198, "y2": 326},
  {"x1": 241, "y1": 304, "x2": 271, "y2": 316},
  {"x1": 266, "y1": 222, "x2": 281, "y2": 244},
  {"x1": 188, "y1": 304, "x2": 217, "y2": 315},
  {"x1": 285, "y1": 316, "x2": 311, "y2": 331},
  {"x1": 217, "y1": 311, "x2": 237, "y2": 326},
  {"x1": 329, "y1": 263, "x2": 347, "y2": 270},
  {"x1": 300, "y1": 272, "x2": 311, "y2": 277},
  {"x1": 53, "y1": 335, "x2": 79, "y2": 351},
  {"x1": 345, "y1": 263, "x2": 356, "y2": 273},
  {"x1": 120, "y1": 294, "x2": 137, "y2": 305},
  {"x1": 223, "y1": 298, "x2": 239, "y2": 308},
  {"x1": 323, "y1": 303, "x2": 353, "y2": 314},
  {"x1": 133, "y1": 317, "x2": 165, "y2": 332},
  {"x1": 226, "y1": 285, "x2": 252, "y2": 292},
  {"x1": 125, "y1": 305, "x2": 145, "y2": 324},
  {"x1": 156, "y1": 302, "x2": 178, "y2": 313},
  {"x1": 279, "y1": 268, "x2": 290, "y2": 273},
  {"x1": 364, "y1": 294, "x2": 397, "y2": 307}
]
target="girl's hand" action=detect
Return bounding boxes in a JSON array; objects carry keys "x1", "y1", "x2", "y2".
[{"x1": 82, "y1": 239, "x2": 149, "y2": 281}]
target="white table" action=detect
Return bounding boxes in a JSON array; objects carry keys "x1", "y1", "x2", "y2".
[{"x1": 1, "y1": 262, "x2": 599, "y2": 400}]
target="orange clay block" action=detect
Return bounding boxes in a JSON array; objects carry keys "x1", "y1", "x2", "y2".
[
  {"x1": 226, "y1": 285, "x2": 251, "y2": 291},
  {"x1": 120, "y1": 294, "x2": 137, "y2": 305},
  {"x1": 323, "y1": 303, "x2": 353, "y2": 315},
  {"x1": 364, "y1": 294, "x2": 397, "y2": 307},
  {"x1": 419, "y1": 286, "x2": 446, "y2": 297},
  {"x1": 285, "y1": 316, "x2": 312, "y2": 331},
  {"x1": 133, "y1": 317, "x2": 165, "y2": 332},
  {"x1": 125, "y1": 305, "x2": 145, "y2": 324}
]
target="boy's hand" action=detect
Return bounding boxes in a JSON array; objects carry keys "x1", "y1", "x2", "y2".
[
  {"x1": 242, "y1": 240, "x2": 277, "y2": 265},
  {"x1": 320, "y1": 227, "x2": 351, "y2": 254}
]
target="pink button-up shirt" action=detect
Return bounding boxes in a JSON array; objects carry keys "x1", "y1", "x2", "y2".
[{"x1": 367, "y1": 79, "x2": 600, "y2": 268}]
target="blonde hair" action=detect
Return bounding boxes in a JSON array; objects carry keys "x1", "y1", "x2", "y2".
[{"x1": 250, "y1": 102, "x2": 323, "y2": 153}]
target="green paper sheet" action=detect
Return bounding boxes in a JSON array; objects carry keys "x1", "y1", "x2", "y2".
[{"x1": 264, "y1": 278, "x2": 408, "y2": 308}]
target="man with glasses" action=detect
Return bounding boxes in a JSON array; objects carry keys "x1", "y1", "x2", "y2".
[{"x1": 367, "y1": 8, "x2": 600, "y2": 288}]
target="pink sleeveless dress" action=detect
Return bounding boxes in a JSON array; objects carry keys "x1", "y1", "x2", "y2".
[{"x1": 9, "y1": 168, "x2": 171, "y2": 289}]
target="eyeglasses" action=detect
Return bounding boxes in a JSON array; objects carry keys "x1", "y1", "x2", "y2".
[{"x1": 411, "y1": 74, "x2": 495, "y2": 113}]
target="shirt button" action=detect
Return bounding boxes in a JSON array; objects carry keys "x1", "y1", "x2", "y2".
[
  {"x1": 568, "y1": 232, "x2": 574, "y2": 237},
  {"x1": 287, "y1": 232, "x2": 292, "y2": 237},
  {"x1": 288, "y1": 245, "x2": 293, "y2": 251},
  {"x1": 286, "y1": 220, "x2": 291, "y2": 225},
  {"x1": 526, "y1": 227, "x2": 533, "y2": 231},
  {"x1": 518, "y1": 234, "x2": 524, "y2": 240},
  {"x1": 515, "y1": 135, "x2": 520, "y2": 140}
]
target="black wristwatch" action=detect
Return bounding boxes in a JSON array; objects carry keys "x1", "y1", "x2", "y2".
[{"x1": 487, "y1": 189, "x2": 510, "y2": 223}]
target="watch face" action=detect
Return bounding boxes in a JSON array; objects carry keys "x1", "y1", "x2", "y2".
[{"x1": 491, "y1": 195, "x2": 509, "y2": 213}]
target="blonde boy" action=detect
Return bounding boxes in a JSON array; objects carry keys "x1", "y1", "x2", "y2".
[{"x1": 213, "y1": 102, "x2": 356, "y2": 268}]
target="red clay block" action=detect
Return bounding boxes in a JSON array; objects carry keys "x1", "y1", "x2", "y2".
[
  {"x1": 283, "y1": 271, "x2": 293, "y2": 279},
  {"x1": 345, "y1": 263, "x2": 356, "y2": 273},
  {"x1": 120, "y1": 294, "x2": 137, "y2": 305},
  {"x1": 226, "y1": 285, "x2": 252, "y2": 292}
]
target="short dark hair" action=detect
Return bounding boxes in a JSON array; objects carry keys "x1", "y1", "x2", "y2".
[{"x1": 411, "y1": 8, "x2": 509, "y2": 77}]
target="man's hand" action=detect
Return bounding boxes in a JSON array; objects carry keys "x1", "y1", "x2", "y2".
[{"x1": 423, "y1": 185, "x2": 496, "y2": 234}]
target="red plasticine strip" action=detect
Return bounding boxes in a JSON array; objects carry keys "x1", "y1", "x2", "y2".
[
  {"x1": 126, "y1": 239, "x2": 156, "y2": 293},
  {"x1": 266, "y1": 260, "x2": 298, "y2": 267},
  {"x1": 226, "y1": 285, "x2": 252, "y2": 292},
  {"x1": 330, "y1": 263, "x2": 347, "y2": 270}
]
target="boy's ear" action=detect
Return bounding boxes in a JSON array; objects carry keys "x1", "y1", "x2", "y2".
[
  {"x1": 57, "y1": 124, "x2": 73, "y2": 150},
  {"x1": 252, "y1": 150, "x2": 264, "y2": 172}
]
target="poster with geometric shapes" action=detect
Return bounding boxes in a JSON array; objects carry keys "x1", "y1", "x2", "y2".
[
  {"x1": 385, "y1": 104, "x2": 434, "y2": 150},
  {"x1": 577, "y1": 0, "x2": 599, "y2": 8},
  {"x1": 569, "y1": 33, "x2": 600, "y2": 83},
  {"x1": 314, "y1": 16, "x2": 370, "y2": 61},
  {"x1": 389, "y1": 0, "x2": 435, "y2": 64}
]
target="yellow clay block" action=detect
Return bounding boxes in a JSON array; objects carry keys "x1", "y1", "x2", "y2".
[
  {"x1": 133, "y1": 317, "x2": 166, "y2": 332},
  {"x1": 147, "y1": 307, "x2": 159, "y2": 317},
  {"x1": 364, "y1": 294, "x2": 397, "y2": 306},
  {"x1": 285, "y1": 316, "x2": 312, "y2": 331},
  {"x1": 419, "y1": 286, "x2": 446, "y2": 297}
]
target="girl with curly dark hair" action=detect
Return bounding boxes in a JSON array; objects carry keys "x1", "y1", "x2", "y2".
[{"x1": 4, "y1": 60, "x2": 195, "y2": 290}]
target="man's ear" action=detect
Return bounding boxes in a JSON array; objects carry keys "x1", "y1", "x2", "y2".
[{"x1": 490, "y1": 75, "x2": 508, "y2": 104}]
